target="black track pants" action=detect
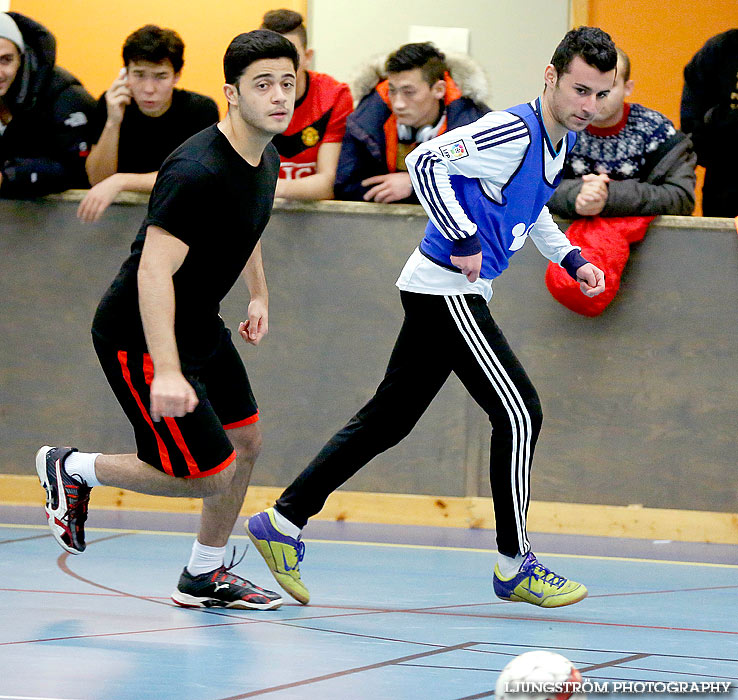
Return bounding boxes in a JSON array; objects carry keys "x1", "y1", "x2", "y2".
[{"x1": 277, "y1": 291, "x2": 543, "y2": 556}]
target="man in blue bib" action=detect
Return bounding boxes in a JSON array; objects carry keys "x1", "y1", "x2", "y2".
[{"x1": 248, "y1": 27, "x2": 615, "y2": 609}]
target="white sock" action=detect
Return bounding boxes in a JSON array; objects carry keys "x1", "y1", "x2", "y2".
[
  {"x1": 271, "y1": 507, "x2": 301, "y2": 538},
  {"x1": 186, "y1": 540, "x2": 226, "y2": 577},
  {"x1": 496, "y1": 552, "x2": 525, "y2": 579},
  {"x1": 64, "y1": 452, "x2": 102, "y2": 487}
]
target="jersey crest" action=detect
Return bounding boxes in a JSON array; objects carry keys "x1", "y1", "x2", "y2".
[
  {"x1": 301, "y1": 126, "x2": 320, "y2": 147},
  {"x1": 273, "y1": 109, "x2": 333, "y2": 158}
]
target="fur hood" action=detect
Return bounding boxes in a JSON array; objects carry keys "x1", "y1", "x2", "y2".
[{"x1": 349, "y1": 51, "x2": 490, "y2": 106}]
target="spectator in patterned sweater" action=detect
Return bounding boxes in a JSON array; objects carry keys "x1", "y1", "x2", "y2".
[{"x1": 548, "y1": 48, "x2": 696, "y2": 218}]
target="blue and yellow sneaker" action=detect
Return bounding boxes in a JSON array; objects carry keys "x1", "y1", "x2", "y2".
[
  {"x1": 246, "y1": 508, "x2": 309, "y2": 605},
  {"x1": 493, "y1": 552, "x2": 587, "y2": 608}
]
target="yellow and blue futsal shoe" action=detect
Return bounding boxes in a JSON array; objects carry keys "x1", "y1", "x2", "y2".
[
  {"x1": 493, "y1": 552, "x2": 587, "y2": 608},
  {"x1": 246, "y1": 507, "x2": 310, "y2": 604}
]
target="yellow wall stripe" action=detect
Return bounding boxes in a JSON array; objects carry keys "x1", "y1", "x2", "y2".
[{"x1": 4, "y1": 475, "x2": 736, "y2": 544}]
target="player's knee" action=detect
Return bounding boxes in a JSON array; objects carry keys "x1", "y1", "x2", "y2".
[
  {"x1": 488, "y1": 395, "x2": 543, "y2": 436},
  {"x1": 528, "y1": 396, "x2": 543, "y2": 433},
  {"x1": 229, "y1": 425, "x2": 262, "y2": 462},
  {"x1": 187, "y1": 462, "x2": 236, "y2": 497}
]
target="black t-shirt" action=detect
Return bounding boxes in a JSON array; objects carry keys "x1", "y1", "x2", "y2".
[
  {"x1": 92, "y1": 125, "x2": 280, "y2": 364},
  {"x1": 90, "y1": 88, "x2": 219, "y2": 173}
]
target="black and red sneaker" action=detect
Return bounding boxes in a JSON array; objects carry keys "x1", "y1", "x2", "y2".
[
  {"x1": 35, "y1": 446, "x2": 91, "y2": 554},
  {"x1": 171, "y1": 552, "x2": 283, "y2": 610}
]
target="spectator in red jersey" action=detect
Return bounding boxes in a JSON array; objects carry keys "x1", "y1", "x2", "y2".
[{"x1": 261, "y1": 9, "x2": 352, "y2": 200}]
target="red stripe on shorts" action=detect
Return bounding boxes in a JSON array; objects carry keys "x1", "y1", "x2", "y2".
[
  {"x1": 223, "y1": 411, "x2": 259, "y2": 430},
  {"x1": 163, "y1": 417, "x2": 201, "y2": 476},
  {"x1": 117, "y1": 351, "x2": 175, "y2": 476},
  {"x1": 141, "y1": 354, "x2": 202, "y2": 477},
  {"x1": 183, "y1": 449, "x2": 236, "y2": 478}
]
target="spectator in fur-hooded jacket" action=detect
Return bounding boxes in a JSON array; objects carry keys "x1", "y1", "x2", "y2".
[
  {"x1": 0, "y1": 12, "x2": 95, "y2": 198},
  {"x1": 335, "y1": 42, "x2": 490, "y2": 204}
]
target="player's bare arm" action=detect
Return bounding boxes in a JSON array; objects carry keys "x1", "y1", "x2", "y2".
[
  {"x1": 137, "y1": 225, "x2": 198, "y2": 421},
  {"x1": 239, "y1": 240, "x2": 269, "y2": 346}
]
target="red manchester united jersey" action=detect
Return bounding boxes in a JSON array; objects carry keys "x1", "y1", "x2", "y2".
[{"x1": 272, "y1": 71, "x2": 353, "y2": 180}]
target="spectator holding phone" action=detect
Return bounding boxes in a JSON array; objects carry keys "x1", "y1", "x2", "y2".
[{"x1": 78, "y1": 25, "x2": 218, "y2": 222}]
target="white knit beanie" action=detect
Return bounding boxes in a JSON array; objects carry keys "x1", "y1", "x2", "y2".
[{"x1": 0, "y1": 13, "x2": 25, "y2": 53}]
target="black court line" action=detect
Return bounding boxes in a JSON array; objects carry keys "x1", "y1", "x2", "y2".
[
  {"x1": 461, "y1": 643, "x2": 737, "y2": 664},
  {"x1": 215, "y1": 641, "x2": 480, "y2": 699},
  {"x1": 0, "y1": 532, "x2": 54, "y2": 545},
  {"x1": 580, "y1": 652, "x2": 652, "y2": 673},
  {"x1": 0, "y1": 619, "x2": 265, "y2": 647}
]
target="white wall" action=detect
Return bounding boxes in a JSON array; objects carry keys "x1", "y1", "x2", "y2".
[{"x1": 309, "y1": 0, "x2": 570, "y2": 109}]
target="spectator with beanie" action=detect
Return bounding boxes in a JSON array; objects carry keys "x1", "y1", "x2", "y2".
[
  {"x1": 261, "y1": 9, "x2": 353, "y2": 200},
  {"x1": 78, "y1": 24, "x2": 218, "y2": 222},
  {"x1": 335, "y1": 42, "x2": 489, "y2": 203},
  {"x1": 0, "y1": 12, "x2": 95, "y2": 198}
]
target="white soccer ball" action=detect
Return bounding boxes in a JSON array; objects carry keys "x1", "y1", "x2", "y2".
[{"x1": 495, "y1": 650, "x2": 585, "y2": 700}]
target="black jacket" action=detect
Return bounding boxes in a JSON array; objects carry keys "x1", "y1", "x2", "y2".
[
  {"x1": 0, "y1": 13, "x2": 96, "y2": 198},
  {"x1": 680, "y1": 29, "x2": 738, "y2": 217}
]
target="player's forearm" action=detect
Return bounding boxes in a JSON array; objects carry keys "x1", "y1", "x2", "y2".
[
  {"x1": 243, "y1": 241, "x2": 268, "y2": 303},
  {"x1": 137, "y1": 264, "x2": 181, "y2": 374},
  {"x1": 86, "y1": 125, "x2": 121, "y2": 185}
]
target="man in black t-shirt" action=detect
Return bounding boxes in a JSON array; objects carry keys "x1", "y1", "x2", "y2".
[
  {"x1": 77, "y1": 25, "x2": 218, "y2": 222},
  {"x1": 37, "y1": 30, "x2": 299, "y2": 611}
]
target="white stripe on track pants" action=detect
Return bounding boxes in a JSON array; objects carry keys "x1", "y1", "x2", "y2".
[{"x1": 277, "y1": 290, "x2": 543, "y2": 556}]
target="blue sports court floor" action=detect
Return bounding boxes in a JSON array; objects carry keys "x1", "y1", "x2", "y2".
[{"x1": 1, "y1": 505, "x2": 736, "y2": 700}]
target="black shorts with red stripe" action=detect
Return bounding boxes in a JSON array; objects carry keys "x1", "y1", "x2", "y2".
[{"x1": 92, "y1": 328, "x2": 258, "y2": 479}]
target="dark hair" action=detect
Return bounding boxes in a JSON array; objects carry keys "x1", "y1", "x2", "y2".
[
  {"x1": 385, "y1": 42, "x2": 448, "y2": 86},
  {"x1": 122, "y1": 25, "x2": 185, "y2": 73},
  {"x1": 261, "y1": 9, "x2": 307, "y2": 48},
  {"x1": 550, "y1": 26, "x2": 617, "y2": 76},
  {"x1": 223, "y1": 29, "x2": 299, "y2": 85},
  {"x1": 615, "y1": 47, "x2": 631, "y2": 82}
]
